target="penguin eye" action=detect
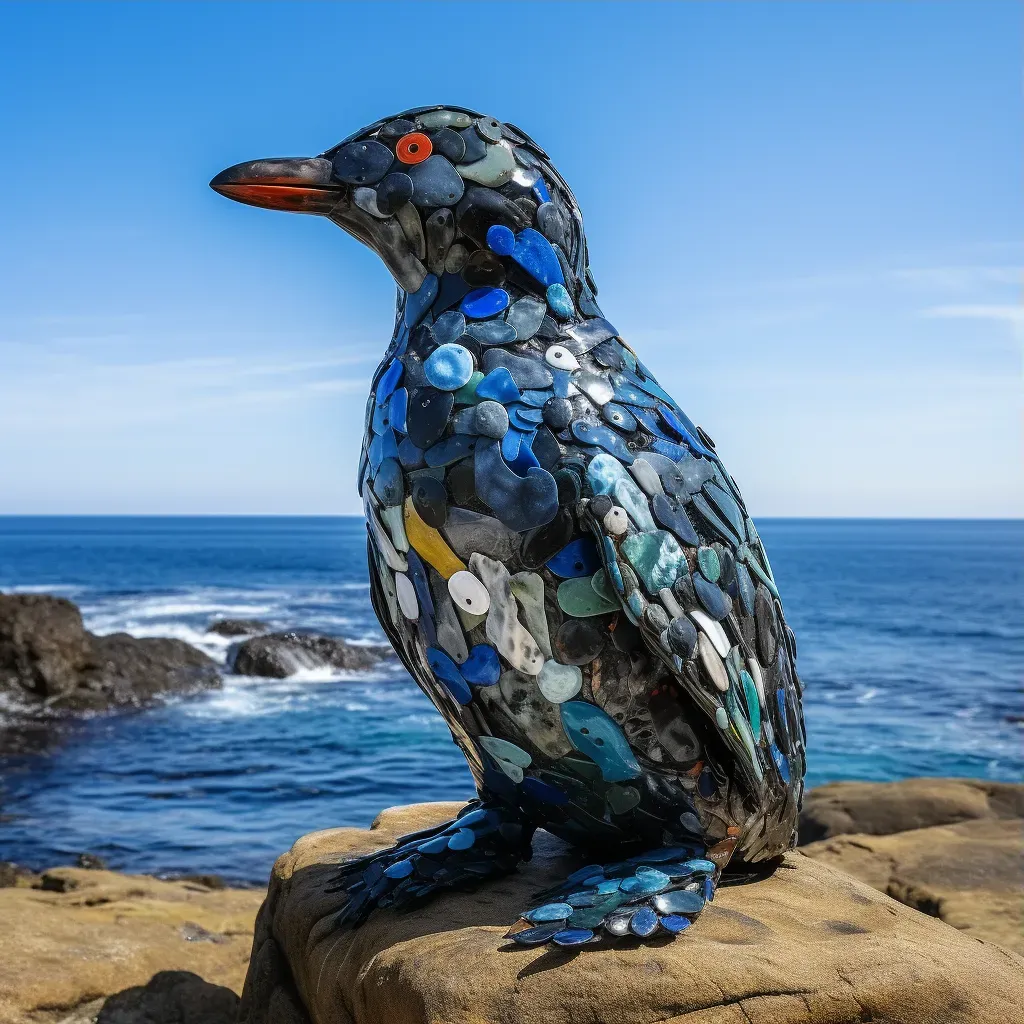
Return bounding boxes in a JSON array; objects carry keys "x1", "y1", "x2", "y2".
[{"x1": 396, "y1": 132, "x2": 432, "y2": 165}]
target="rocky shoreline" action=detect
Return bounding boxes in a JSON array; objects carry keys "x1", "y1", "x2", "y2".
[
  {"x1": 0, "y1": 777, "x2": 1020, "y2": 1024},
  {"x1": 0, "y1": 594, "x2": 392, "y2": 755}
]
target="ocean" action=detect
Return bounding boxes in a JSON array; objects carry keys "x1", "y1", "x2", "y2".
[{"x1": 0, "y1": 516, "x2": 1020, "y2": 883}]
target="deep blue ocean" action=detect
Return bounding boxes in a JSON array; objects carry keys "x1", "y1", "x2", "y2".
[{"x1": 0, "y1": 517, "x2": 1020, "y2": 882}]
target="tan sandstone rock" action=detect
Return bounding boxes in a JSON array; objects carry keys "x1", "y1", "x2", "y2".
[
  {"x1": 799, "y1": 780, "x2": 1023, "y2": 954},
  {"x1": 0, "y1": 867, "x2": 263, "y2": 1024},
  {"x1": 238, "y1": 802, "x2": 1024, "y2": 1024}
]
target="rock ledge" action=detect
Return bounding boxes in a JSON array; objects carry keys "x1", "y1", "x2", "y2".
[{"x1": 239, "y1": 802, "x2": 1024, "y2": 1024}]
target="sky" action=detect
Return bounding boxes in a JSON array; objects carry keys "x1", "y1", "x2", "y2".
[{"x1": 0, "y1": 1, "x2": 1019, "y2": 516}]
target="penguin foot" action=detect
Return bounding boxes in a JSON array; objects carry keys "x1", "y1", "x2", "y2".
[
  {"x1": 506, "y1": 845, "x2": 719, "y2": 947},
  {"x1": 326, "y1": 801, "x2": 534, "y2": 928}
]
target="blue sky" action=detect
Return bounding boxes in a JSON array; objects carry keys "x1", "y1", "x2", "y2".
[{"x1": 0, "y1": 2, "x2": 1019, "y2": 516}]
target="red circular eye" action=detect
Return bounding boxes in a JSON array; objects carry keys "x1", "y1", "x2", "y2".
[{"x1": 396, "y1": 132, "x2": 432, "y2": 164}]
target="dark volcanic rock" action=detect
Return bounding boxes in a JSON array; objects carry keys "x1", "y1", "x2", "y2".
[
  {"x1": 97, "y1": 970, "x2": 240, "y2": 1024},
  {"x1": 0, "y1": 594, "x2": 220, "y2": 716},
  {"x1": 229, "y1": 632, "x2": 391, "y2": 678},
  {"x1": 207, "y1": 618, "x2": 270, "y2": 638}
]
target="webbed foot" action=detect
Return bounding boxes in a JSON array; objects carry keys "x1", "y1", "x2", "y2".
[
  {"x1": 327, "y1": 801, "x2": 534, "y2": 928},
  {"x1": 507, "y1": 845, "x2": 720, "y2": 947}
]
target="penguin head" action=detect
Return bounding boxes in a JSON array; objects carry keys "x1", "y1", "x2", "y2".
[{"x1": 211, "y1": 105, "x2": 600, "y2": 315}]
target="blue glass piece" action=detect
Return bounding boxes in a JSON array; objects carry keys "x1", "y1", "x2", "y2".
[
  {"x1": 367, "y1": 433, "x2": 383, "y2": 473},
  {"x1": 565, "y1": 864, "x2": 604, "y2": 885},
  {"x1": 461, "y1": 644, "x2": 501, "y2": 686},
  {"x1": 628, "y1": 406, "x2": 673, "y2": 442},
  {"x1": 596, "y1": 878, "x2": 622, "y2": 894},
  {"x1": 486, "y1": 224, "x2": 515, "y2": 255},
  {"x1": 660, "y1": 914, "x2": 691, "y2": 934},
  {"x1": 552, "y1": 368, "x2": 571, "y2": 399},
  {"x1": 501, "y1": 426, "x2": 523, "y2": 462},
  {"x1": 771, "y1": 741, "x2": 791, "y2": 782},
  {"x1": 519, "y1": 389, "x2": 552, "y2": 408},
  {"x1": 659, "y1": 406, "x2": 714, "y2": 458},
  {"x1": 629, "y1": 846, "x2": 701, "y2": 864},
  {"x1": 371, "y1": 399, "x2": 390, "y2": 435},
  {"x1": 384, "y1": 858, "x2": 415, "y2": 879},
  {"x1": 509, "y1": 405, "x2": 544, "y2": 430},
  {"x1": 376, "y1": 358, "x2": 404, "y2": 404},
  {"x1": 467, "y1": 320, "x2": 517, "y2": 346},
  {"x1": 694, "y1": 573, "x2": 731, "y2": 621},
  {"x1": 546, "y1": 537, "x2": 601, "y2": 579},
  {"x1": 560, "y1": 701, "x2": 642, "y2": 782},
  {"x1": 525, "y1": 902, "x2": 573, "y2": 923},
  {"x1": 397, "y1": 436, "x2": 425, "y2": 470},
  {"x1": 461, "y1": 286, "x2": 510, "y2": 319},
  {"x1": 649, "y1": 438, "x2": 690, "y2": 462},
  {"x1": 652, "y1": 889, "x2": 705, "y2": 916},
  {"x1": 683, "y1": 859, "x2": 717, "y2": 875},
  {"x1": 403, "y1": 275, "x2": 439, "y2": 329},
  {"x1": 552, "y1": 928, "x2": 595, "y2": 946},
  {"x1": 447, "y1": 827, "x2": 476, "y2": 851},
  {"x1": 432, "y1": 310, "x2": 466, "y2": 347},
  {"x1": 629, "y1": 907, "x2": 659, "y2": 937},
  {"x1": 380, "y1": 428, "x2": 400, "y2": 462},
  {"x1": 521, "y1": 775, "x2": 569, "y2": 805},
  {"x1": 704, "y1": 876, "x2": 715, "y2": 901},
  {"x1": 509, "y1": 228, "x2": 564, "y2": 288},
  {"x1": 424, "y1": 343, "x2": 474, "y2": 391},
  {"x1": 740, "y1": 669, "x2": 761, "y2": 739},
  {"x1": 425, "y1": 647, "x2": 468, "y2": 704},
  {"x1": 602, "y1": 403, "x2": 637, "y2": 433},
  {"x1": 389, "y1": 387, "x2": 408, "y2": 434},
  {"x1": 474, "y1": 440, "x2": 559, "y2": 533},
  {"x1": 570, "y1": 421, "x2": 635, "y2": 463},
  {"x1": 620, "y1": 869, "x2": 670, "y2": 895},
  {"x1": 704, "y1": 482, "x2": 746, "y2": 539},
  {"x1": 424, "y1": 434, "x2": 477, "y2": 468},
  {"x1": 533, "y1": 178, "x2": 551, "y2": 203},
  {"x1": 546, "y1": 283, "x2": 574, "y2": 318},
  {"x1": 475, "y1": 367, "x2": 521, "y2": 404},
  {"x1": 611, "y1": 381, "x2": 657, "y2": 409},
  {"x1": 506, "y1": 433, "x2": 540, "y2": 476},
  {"x1": 482, "y1": 349, "x2": 553, "y2": 389},
  {"x1": 510, "y1": 922, "x2": 563, "y2": 945},
  {"x1": 456, "y1": 807, "x2": 490, "y2": 827},
  {"x1": 417, "y1": 834, "x2": 450, "y2": 855},
  {"x1": 690, "y1": 493, "x2": 742, "y2": 547}
]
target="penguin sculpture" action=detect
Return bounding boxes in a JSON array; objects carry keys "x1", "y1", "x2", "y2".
[{"x1": 211, "y1": 105, "x2": 806, "y2": 948}]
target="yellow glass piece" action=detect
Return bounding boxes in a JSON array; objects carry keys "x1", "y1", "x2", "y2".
[{"x1": 403, "y1": 497, "x2": 466, "y2": 579}]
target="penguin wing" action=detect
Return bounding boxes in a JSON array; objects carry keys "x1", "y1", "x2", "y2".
[{"x1": 569, "y1": 343, "x2": 805, "y2": 825}]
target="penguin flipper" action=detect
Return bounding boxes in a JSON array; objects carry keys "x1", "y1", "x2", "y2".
[{"x1": 326, "y1": 801, "x2": 534, "y2": 928}]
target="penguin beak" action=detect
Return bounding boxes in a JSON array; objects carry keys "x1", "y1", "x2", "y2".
[{"x1": 210, "y1": 157, "x2": 342, "y2": 214}]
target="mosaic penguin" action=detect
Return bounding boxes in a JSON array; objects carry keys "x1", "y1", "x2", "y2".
[{"x1": 211, "y1": 105, "x2": 806, "y2": 947}]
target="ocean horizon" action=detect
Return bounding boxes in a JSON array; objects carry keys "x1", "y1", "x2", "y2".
[{"x1": 1, "y1": 515, "x2": 1021, "y2": 883}]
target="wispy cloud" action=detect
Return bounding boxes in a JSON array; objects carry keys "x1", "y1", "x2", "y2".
[
  {"x1": 921, "y1": 303, "x2": 1023, "y2": 326},
  {"x1": 890, "y1": 265, "x2": 1021, "y2": 291}
]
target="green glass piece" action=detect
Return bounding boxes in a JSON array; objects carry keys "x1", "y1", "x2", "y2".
[
  {"x1": 620, "y1": 530, "x2": 687, "y2": 594},
  {"x1": 590, "y1": 569, "x2": 615, "y2": 604},
  {"x1": 453, "y1": 370, "x2": 484, "y2": 405},
  {"x1": 696, "y1": 545, "x2": 720, "y2": 583},
  {"x1": 556, "y1": 576, "x2": 619, "y2": 617}
]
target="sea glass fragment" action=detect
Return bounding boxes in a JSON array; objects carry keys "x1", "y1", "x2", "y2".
[
  {"x1": 538, "y1": 660, "x2": 583, "y2": 703},
  {"x1": 556, "y1": 576, "x2": 619, "y2": 617},
  {"x1": 470, "y1": 553, "x2": 544, "y2": 675},
  {"x1": 461, "y1": 287, "x2": 510, "y2": 319},
  {"x1": 447, "y1": 569, "x2": 491, "y2": 616},
  {"x1": 403, "y1": 497, "x2": 466, "y2": 579},
  {"x1": 461, "y1": 644, "x2": 500, "y2": 686},
  {"x1": 620, "y1": 531, "x2": 686, "y2": 593},
  {"x1": 560, "y1": 700, "x2": 642, "y2": 781},
  {"x1": 546, "y1": 537, "x2": 601, "y2": 579}
]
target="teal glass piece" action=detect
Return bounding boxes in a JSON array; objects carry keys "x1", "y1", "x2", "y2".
[
  {"x1": 453, "y1": 370, "x2": 483, "y2": 405},
  {"x1": 620, "y1": 531, "x2": 687, "y2": 593},
  {"x1": 556, "y1": 577, "x2": 619, "y2": 617},
  {"x1": 620, "y1": 868, "x2": 670, "y2": 895},
  {"x1": 682, "y1": 858, "x2": 717, "y2": 875},
  {"x1": 740, "y1": 669, "x2": 762, "y2": 740},
  {"x1": 697, "y1": 546, "x2": 720, "y2": 583},
  {"x1": 586, "y1": 454, "x2": 656, "y2": 531},
  {"x1": 525, "y1": 902, "x2": 573, "y2": 923},
  {"x1": 652, "y1": 889, "x2": 705, "y2": 915},
  {"x1": 704, "y1": 482, "x2": 746, "y2": 539},
  {"x1": 560, "y1": 700, "x2": 642, "y2": 782},
  {"x1": 546, "y1": 282, "x2": 574, "y2": 318}
]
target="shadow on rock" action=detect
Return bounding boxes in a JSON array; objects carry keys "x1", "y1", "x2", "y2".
[{"x1": 97, "y1": 971, "x2": 239, "y2": 1024}]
